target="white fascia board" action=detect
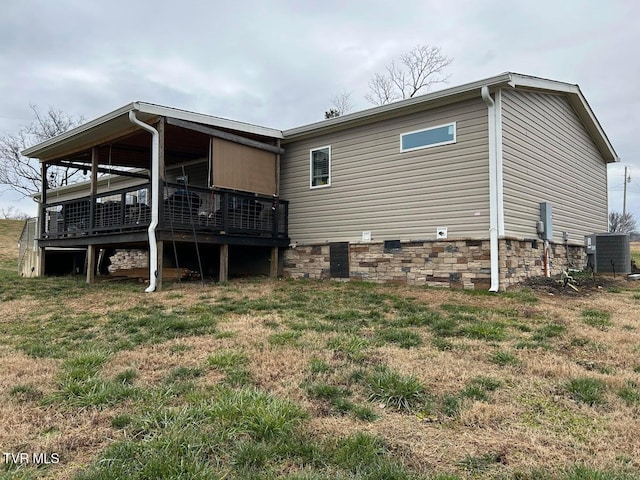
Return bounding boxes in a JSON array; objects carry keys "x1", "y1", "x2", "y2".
[
  {"x1": 283, "y1": 71, "x2": 618, "y2": 164},
  {"x1": 507, "y1": 73, "x2": 580, "y2": 94},
  {"x1": 22, "y1": 103, "x2": 137, "y2": 158},
  {"x1": 571, "y1": 89, "x2": 619, "y2": 163},
  {"x1": 133, "y1": 102, "x2": 283, "y2": 139},
  {"x1": 508, "y1": 73, "x2": 619, "y2": 163},
  {"x1": 22, "y1": 102, "x2": 283, "y2": 159},
  {"x1": 283, "y1": 73, "x2": 515, "y2": 139}
]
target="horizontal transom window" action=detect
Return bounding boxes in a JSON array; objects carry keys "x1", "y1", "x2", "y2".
[{"x1": 400, "y1": 122, "x2": 456, "y2": 152}]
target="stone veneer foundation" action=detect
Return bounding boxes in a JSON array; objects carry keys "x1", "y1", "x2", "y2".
[{"x1": 283, "y1": 239, "x2": 587, "y2": 290}]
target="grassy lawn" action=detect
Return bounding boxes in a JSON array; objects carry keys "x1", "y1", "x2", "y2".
[
  {"x1": 631, "y1": 242, "x2": 640, "y2": 269},
  {"x1": 1, "y1": 219, "x2": 640, "y2": 479}
]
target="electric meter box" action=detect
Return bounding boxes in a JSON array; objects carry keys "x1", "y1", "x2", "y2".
[{"x1": 539, "y1": 202, "x2": 553, "y2": 241}]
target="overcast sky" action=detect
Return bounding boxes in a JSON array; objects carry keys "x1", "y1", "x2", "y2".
[{"x1": 1, "y1": 0, "x2": 638, "y2": 226}]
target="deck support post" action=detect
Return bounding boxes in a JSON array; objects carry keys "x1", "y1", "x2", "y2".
[
  {"x1": 219, "y1": 244, "x2": 229, "y2": 282},
  {"x1": 270, "y1": 247, "x2": 279, "y2": 278},
  {"x1": 37, "y1": 247, "x2": 46, "y2": 277},
  {"x1": 86, "y1": 245, "x2": 96, "y2": 284},
  {"x1": 154, "y1": 120, "x2": 165, "y2": 292},
  {"x1": 37, "y1": 162, "x2": 48, "y2": 276},
  {"x1": 155, "y1": 240, "x2": 164, "y2": 291},
  {"x1": 89, "y1": 147, "x2": 98, "y2": 234}
]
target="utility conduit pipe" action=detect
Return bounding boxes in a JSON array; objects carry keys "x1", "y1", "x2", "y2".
[{"x1": 128, "y1": 109, "x2": 159, "y2": 292}]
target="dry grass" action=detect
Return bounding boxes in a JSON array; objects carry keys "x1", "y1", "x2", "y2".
[
  {"x1": 1, "y1": 219, "x2": 640, "y2": 478},
  {"x1": 0, "y1": 352, "x2": 119, "y2": 480},
  {"x1": 0, "y1": 218, "x2": 23, "y2": 262}
]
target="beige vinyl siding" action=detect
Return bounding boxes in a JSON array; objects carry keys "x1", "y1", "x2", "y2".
[
  {"x1": 45, "y1": 177, "x2": 148, "y2": 203},
  {"x1": 166, "y1": 159, "x2": 208, "y2": 187},
  {"x1": 48, "y1": 159, "x2": 210, "y2": 204},
  {"x1": 501, "y1": 89, "x2": 608, "y2": 244},
  {"x1": 280, "y1": 98, "x2": 489, "y2": 244}
]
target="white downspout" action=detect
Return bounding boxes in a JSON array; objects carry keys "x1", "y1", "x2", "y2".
[
  {"x1": 482, "y1": 86, "x2": 500, "y2": 292},
  {"x1": 129, "y1": 109, "x2": 159, "y2": 292}
]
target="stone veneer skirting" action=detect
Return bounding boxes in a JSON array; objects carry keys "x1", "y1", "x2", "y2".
[{"x1": 283, "y1": 239, "x2": 587, "y2": 290}]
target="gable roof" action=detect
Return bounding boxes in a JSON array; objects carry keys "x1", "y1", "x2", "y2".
[
  {"x1": 21, "y1": 101, "x2": 283, "y2": 162},
  {"x1": 283, "y1": 72, "x2": 619, "y2": 163},
  {"x1": 22, "y1": 73, "x2": 618, "y2": 164}
]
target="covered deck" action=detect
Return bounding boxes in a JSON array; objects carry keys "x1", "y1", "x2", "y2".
[{"x1": 23, "y1": 102, "x2": 289, "y2": 290}]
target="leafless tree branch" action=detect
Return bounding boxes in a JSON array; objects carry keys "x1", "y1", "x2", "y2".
[
  {"x1": 332, "y1": 91, "x2": 354, "y2": 116},
  {"x1": 325, "y1": 91, "x2": 355, "y2": 119},
  {"x1": 0, "y1": 205, "x2": 30, "y2": 220},
  {"x1": 364, "y1": 72, "x2": 400, "y2": 106},
  {"x1": 366, "y1": 44, "x2": 453, "y2": 106},
  {"x1": 609, "y1": 211, "x2": 638, "y2": 233},
  {"x1": 0, "y1": 106, "x2": 85, "y2": 199}
]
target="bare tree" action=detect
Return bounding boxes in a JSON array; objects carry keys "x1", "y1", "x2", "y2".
[
  {"x1": 365, "y1": 73, "x2": 398, "y2": 106},
  {"x1": 0, "y1": 206, "x2": 30, "y2": 220},
  {"x1": 0, "y1": 105, "x2": 85, "y2": 198},
  {"x1": 609, "y1": 211, "x2": 638, "y2": 233},
  {"x1": 324, "y1": 91, "x2": 354, "y2": 119},
  {"x1": 365, "y1": 44, "x2": 453, "y2": 106}
]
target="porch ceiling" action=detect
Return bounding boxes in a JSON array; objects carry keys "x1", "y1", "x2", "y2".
[
  {"x1": 47, "y1": 123, "x2": 211, "y2": 170},
  {"x1": 22, "y1": 101, "x2": 283, "y2": 168}
]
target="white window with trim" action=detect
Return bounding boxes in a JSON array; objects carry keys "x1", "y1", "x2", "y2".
[
  {"x1": 400, "y1": 122, "x2": 456, "y2": 152},
  {"x1": 310, "y1": 145, "x2": 331, "y2": 188}
]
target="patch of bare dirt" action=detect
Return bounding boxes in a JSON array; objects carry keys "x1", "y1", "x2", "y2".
[{"x1": 522, "y1": 274, "x2": 629, "y2": 296}]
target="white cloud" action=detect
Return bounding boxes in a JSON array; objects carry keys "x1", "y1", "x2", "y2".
[{"x1": 1, "y1": 0, "x2": 638, "y2": 224}]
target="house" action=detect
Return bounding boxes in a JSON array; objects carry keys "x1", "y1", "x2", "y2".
[{"x1": 21, "y1": 72, "x2": 618, "y2": 291}]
